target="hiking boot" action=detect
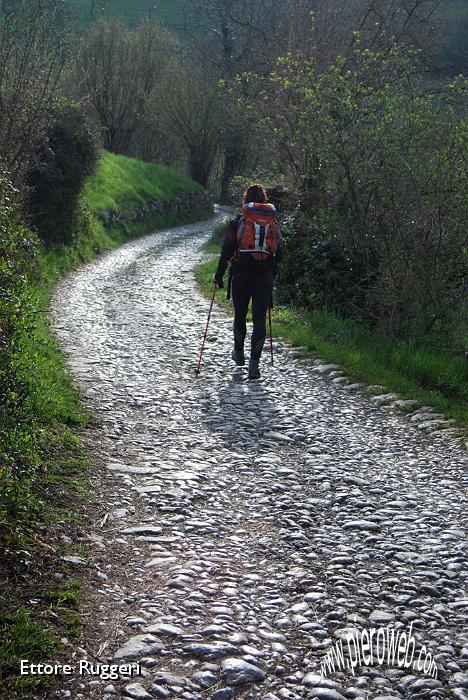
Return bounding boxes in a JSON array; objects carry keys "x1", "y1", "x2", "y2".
[
  {"x1": 231, "y1": 347, "x2": 245, "y2": 366},
  {"x1": 248, "y1": 358, "x2": 261, "y2": 379}
]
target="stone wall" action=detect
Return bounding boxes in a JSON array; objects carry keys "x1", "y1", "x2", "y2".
[{"x1": 101, "y1": 190, "x2": 213, "y2": 228}]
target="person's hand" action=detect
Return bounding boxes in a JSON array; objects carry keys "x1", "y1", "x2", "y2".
[{"x1": 213, "y1": 273, "x2": 224, "y2": 289}]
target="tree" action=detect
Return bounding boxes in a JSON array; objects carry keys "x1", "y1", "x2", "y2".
[
  {"x1": 152, "y1": 60, "x2": 224, "y2": 188},
  {"x1": 180, "y1": 0, "x2": 440, "y2": 199},
  {"x1": 181, "y1": 0, "x2": 440, "y2": 73},
  {"x1": 75, "y1": 18, "x2": 175, "y2": 155},
  {"x1": 0, "y1": 0, "x2": 67, "y2": 184},
  {"x1": 236, "y1": 41, "x2": 467, "y2": 337},
  {"x1": 180, "y1": 0, "x2": 290, "y2": 77},
  {"x1": 179, "y1": 0, "x2": 298, "y2": 196}
]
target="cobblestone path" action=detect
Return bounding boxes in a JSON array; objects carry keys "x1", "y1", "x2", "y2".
[{"x1": 51, "y1": 214, "x2": 467, "y2": 700}]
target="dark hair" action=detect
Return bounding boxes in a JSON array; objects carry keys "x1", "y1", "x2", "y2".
[{"x1": 243, "y1": 184, "x2": 267, "y2": 204}]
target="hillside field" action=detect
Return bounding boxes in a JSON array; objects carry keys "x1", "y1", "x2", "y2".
[
  {"x1": 68, "y1": 0, "x2": 466, "y2": 74},
  {"x1": 69, "y1": 0, "x2": 183, "y2": 30}
]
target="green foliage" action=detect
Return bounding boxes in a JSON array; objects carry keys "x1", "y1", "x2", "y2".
[
  {"x1": 148, "y1": 59, "x2": 225, "y2": 189},
  {"x1": 277, "y1": 208, "x2": 374, "y2": 314},
  {"x1": 236, "y1": 41, "x2": 468, "y2": 345},
  {"x1": 20, "y1": 281, "x2": 85, "y2": 427},
  {"x1": 75, "y1": 17, "x2": 177, "y2": 157},
  {"x1": 26, "y1": 102, "x2": 100, "y2": 245},
  {"x1": 81, "y1": 151, "x2": 212, "y2": 252},
  {"x1": 1, "y1": 150, "x2": 210, "y2": 691},
  {"x1": 0, "y1": 186, "x2": 85, "y2": 538},
  {"x1": 0, "y1": 177, "x2": 40, "y2": 523},
  {"x1": 84, "y1": 151, "x2": 203, "y2": 214},
  {"x1": 41, "y1": 578, "x2": 82, "y2": 610},
  {"x1": 0, "y1": 0, "x2": 68, "y2": 185},
  {"x1": 0, "y1": 608, "x2": 55, "y2": 690}
]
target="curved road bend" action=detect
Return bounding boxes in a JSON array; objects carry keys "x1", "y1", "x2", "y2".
[{"x1": 50, "y1": 212, "x2": 467, "y2": 700}]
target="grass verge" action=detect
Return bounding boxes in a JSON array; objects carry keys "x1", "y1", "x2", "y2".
[
  {"x1": 83, "y1": 151, "x2": 203, "y2": 212},
  {"x1": 0, "y1": 152, "x2": 212, "y2": 697},
  {"x1": 196, "y1": 226, "x2": 468, "y2": 429}
]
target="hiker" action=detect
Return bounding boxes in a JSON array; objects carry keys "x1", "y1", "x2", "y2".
[{"x1": 213, "y1": 184, "x2": 283, "y2": 379}]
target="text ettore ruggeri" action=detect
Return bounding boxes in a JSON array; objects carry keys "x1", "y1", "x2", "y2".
[{"x1": 20, "y1": 660, "x2": 141, "y2": 681}]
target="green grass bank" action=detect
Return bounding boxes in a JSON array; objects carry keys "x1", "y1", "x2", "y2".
[
  {"x1": 196, "y1": 224, "x2": 468, "y2": 429},
  {"x1": 30, "y1": 150, "x2": 212, "y2": 428},
  {"x1": 45, "y1": 151, "x2": 212, "y2": 276},
  {"x1": 0, "y1": 151, "x2": 212, "y2": 697}
]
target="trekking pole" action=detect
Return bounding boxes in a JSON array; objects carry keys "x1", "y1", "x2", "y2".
[
  {"x1": 227, "y1": 266, "x2": 233, "y2": 301},
  {"x1": 196, "y1": 283, "x2": 218, "y2": 375},
  {"x1": 268, "y1": 304, "x2": 274, "y2": 365}
]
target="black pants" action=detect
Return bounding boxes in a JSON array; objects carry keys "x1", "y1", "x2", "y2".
[{"x1": 231, "y1": 270, "x2": 274, "y2": 361}]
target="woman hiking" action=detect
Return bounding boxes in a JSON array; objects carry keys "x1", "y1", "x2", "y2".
[{"x1": 213, "y1": 184, "x2": 283, "y2": 379}]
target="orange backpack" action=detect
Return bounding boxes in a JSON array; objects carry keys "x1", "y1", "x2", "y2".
[{"x1": 236, "y1": 202, "x2": 280, "y2": 261}]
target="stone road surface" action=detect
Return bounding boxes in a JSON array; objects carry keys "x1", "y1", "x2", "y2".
[{"x1": 51, "y1": 213, "x2": 467, "y2": 700}]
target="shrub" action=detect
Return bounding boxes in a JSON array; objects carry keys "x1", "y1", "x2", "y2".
[
  {"x1": 236, "y1": 43, "x2": 468, "y2": 344},
  {"x1": 0, "y1": 176, "x2": 39, "y2": 521},
  {"x1": 0, "y1": 0, "x2": 67, "y2": 185},
  {"x1": 277, "y1": 208, "x2": 376, "y2": 314},
  {"x1": 26, "y1": 103, "x2": 100, "y2": 245}
]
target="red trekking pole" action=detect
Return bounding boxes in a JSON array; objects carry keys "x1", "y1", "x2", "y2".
[
  {"x1": 196, "y1": 283, "x2": 218, "y2": 375},
  {"x1": 268, "y1": 304, "x2": 274, "y2": 365}
]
